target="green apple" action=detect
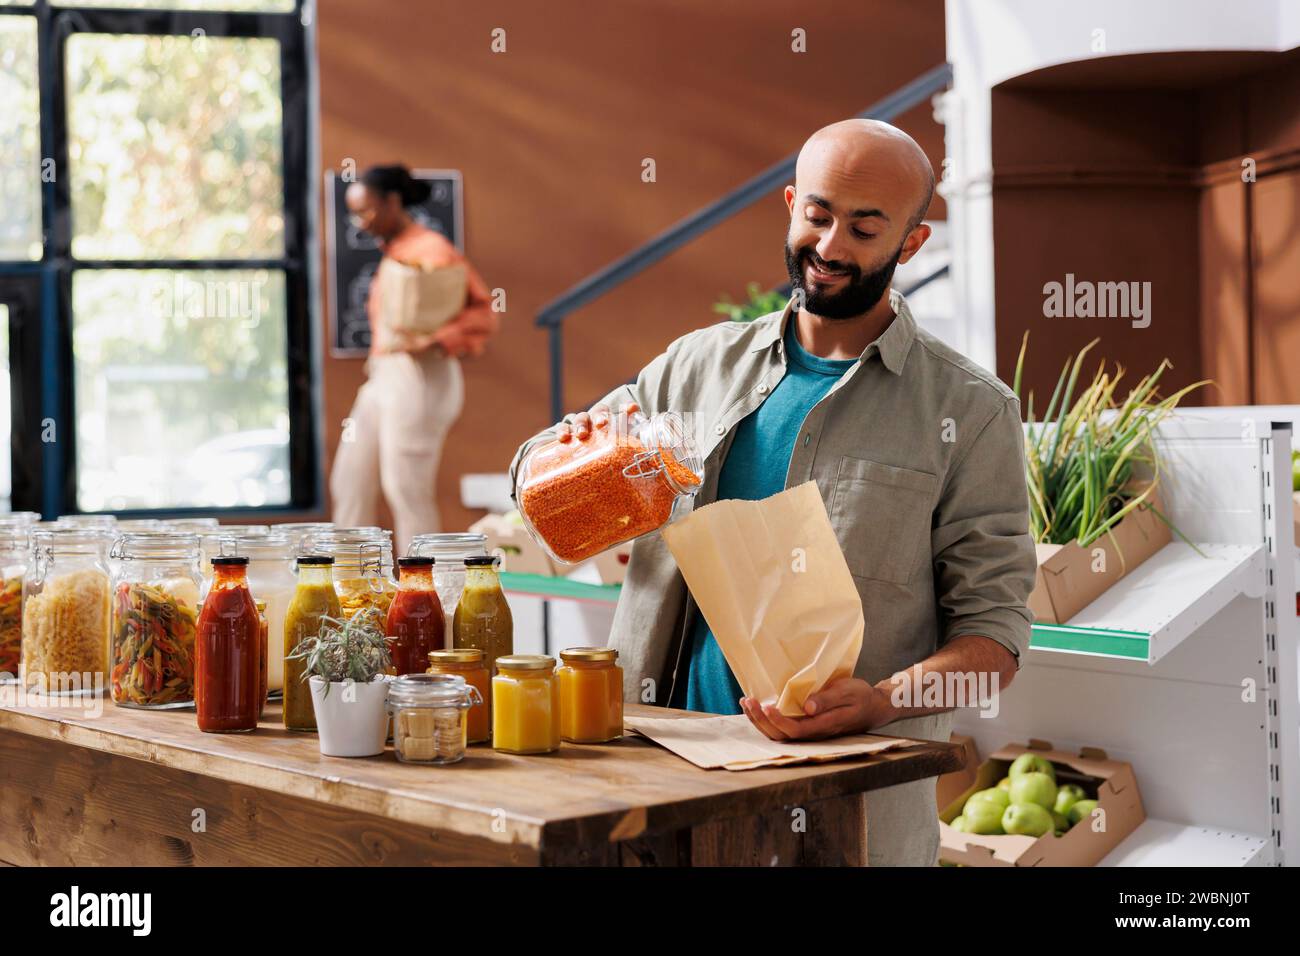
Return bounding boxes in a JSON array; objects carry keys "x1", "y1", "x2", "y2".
[
  {"x1": 1002, "y1": 802, "x2": 1053, "y2": 837},
  {"x1": 1009, "y1": 771, "x2": 1058, "y2": 809},
  {"x1": 1068, "y1": 798, "x2": 1099, "y2": 827},
  {"x1": 962, "y1": 799, "x2": 1005, "y2": 834},
  {"x1": 1054, "y1": 783, "x2": 1086, "y2": 816},
  {"x1": 949, "y1": 815, "x2": 970, "y2": 833},
  {"x1": 1051, "y1": 810, "x2": 1069, "y2": 832},
  {"x1": 1009, "y1": 753, "x2": 1056, "y2": 780},
  {"x1": 966, "y1": 788, "x2": 1010, "y2": 812},
  {"x1": 996, "y1": 776, "x2": 1013, "y2": 792}
]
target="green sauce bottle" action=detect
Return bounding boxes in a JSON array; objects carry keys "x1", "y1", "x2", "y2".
[{"x1": 452, "y1": 556, "x2": 513, "y2": 674}]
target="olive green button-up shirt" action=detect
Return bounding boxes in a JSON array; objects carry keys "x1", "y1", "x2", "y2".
[{"x1": 508, "y1": 290, "x2": 1036, "y2": 866}]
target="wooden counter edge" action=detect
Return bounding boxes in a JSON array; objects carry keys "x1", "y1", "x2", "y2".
[
  {"x1": 0, "y1": 706, "x2": 549, "y2": 852},
  {"x1": 0, "y1": 703, "x2": 966, "y2": 856}
]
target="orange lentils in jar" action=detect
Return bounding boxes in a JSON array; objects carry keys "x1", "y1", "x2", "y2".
[{"x1": 516, "y1": 409, "x2": 703, "y2": 564}]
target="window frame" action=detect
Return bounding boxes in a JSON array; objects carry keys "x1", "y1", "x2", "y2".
[{"x1": 0, "y1": 0, "x2": 321, "y2": 519}]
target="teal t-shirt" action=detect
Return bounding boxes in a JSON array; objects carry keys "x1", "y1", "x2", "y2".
[{"x1": 671, "y1": 317, "x2": 858, "y2": 714}]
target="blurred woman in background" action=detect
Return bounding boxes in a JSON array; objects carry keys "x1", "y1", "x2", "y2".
[{"x1": 331, "y1": 164, "x2": 498, "y2": 553}]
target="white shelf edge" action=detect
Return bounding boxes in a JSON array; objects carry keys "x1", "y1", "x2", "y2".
[
  {"x1": 1045, "y1": 543, "x2": 1265, "y2": 665},
  {"x1": 1099, "y1": 818, "x2": 1272, "y2": 867}
]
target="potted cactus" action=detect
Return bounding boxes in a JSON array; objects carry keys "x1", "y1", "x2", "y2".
[{"x1": 286, "y1": 606, "x2": 392, "y2": 757}]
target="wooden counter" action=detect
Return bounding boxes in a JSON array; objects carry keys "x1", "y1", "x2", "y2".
[{"x1": 0, "y1": 695, "x2": 962, "y2": 866}]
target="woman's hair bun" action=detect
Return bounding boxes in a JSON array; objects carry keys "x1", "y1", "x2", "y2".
[{"x1": 361, "y1": 164, "x2": 431, "y2": 207}]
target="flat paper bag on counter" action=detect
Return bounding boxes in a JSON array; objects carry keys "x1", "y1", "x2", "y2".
[
  {"x1": 660, "y1": 480, "x2": 863, "y2": 717},
  {"x1": 626, "y1": 713, "x2": 914, "y2": 771}
]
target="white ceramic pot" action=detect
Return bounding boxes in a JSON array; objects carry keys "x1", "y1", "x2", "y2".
[{"x1": 309, "y1": 675, "x2": 391, "y2": 757}]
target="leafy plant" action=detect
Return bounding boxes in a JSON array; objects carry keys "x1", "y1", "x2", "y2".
[
  {"x1": 1013, "y1": 334, "x2": 1208, "y2": 548},
  {"x1": 713, "y1": 282, "x2": 789, "y2": 323},
  {"x1": 286, "y1": 606, "x2": 391, "y2": 696}
]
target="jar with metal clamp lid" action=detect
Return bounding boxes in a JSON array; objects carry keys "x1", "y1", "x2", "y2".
[
  {"x1": 302, "y1": 528, "x2": 397, "y2": 620},
  {"x1": 514, "y1": 408, "x2": 703, "y2": 564},
  {"x1": 108, "y1": 532, "x2": 202, "y2": 709},
  {"x1": 388, "y1": 673, "x2": 481, "y2": 764},
  {"x1": 0, "y1": 527, "x2": 30, "y2": 681},
  {"x1": 21, "y1": 528, "x2": 113, "y2": 694}
]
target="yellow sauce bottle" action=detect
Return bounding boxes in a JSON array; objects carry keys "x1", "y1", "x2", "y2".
[
  {"x1": 492, "y1": 655, "x2": 559, "y2": 755},
  {"x1": 283, "y1": 556, "x2": 341, "y2": 732},
  {"x1": 557, "y1": 647, "x2": 623, "y2": 743},
  {"x1": 453, "y1": 556, "x2": 513, "y2": 674}
]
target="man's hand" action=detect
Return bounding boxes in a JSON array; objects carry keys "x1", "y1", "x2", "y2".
[
  {"x1": 555, "y1": 402, "x2": 640, "y2": 443},
  {"x1": 740, "y1": 677, "x2": 894, "y2": 741}
]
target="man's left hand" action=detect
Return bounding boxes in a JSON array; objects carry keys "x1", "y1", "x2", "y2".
[{"x1": 740, "y1": 677, "x2": 894, "y2": 740}]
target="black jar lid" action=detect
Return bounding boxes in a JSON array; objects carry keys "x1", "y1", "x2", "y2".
[
  {"x1": 397, "y1": 556, "x2": 435, "y2": 567},
  {"x1": 296, "y1": 554, "x2": 334, "y2": 565},
  {"x1": 211, "y1": 555, "x2": 249, "y2": 566},
  {"x1": 464, "y1": 555, "x2": 499, "y2": 567}
]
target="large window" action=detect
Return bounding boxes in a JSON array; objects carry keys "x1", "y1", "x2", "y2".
[{"x1": 0, "y1": 0, "x2": 316, "y2": 517}]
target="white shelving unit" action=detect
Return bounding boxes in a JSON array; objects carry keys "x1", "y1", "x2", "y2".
[
  {"x1": 1031, "y1": 543, "x2": 1264, "y2": 664},
  {"x1": 1099, "y1": 820, "x2": 1271, "y2": 867},
  {"x1": 956, "y1": 412, "x2": 1299, "y2": 866}
]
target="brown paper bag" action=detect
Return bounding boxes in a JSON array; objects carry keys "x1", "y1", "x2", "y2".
[
  {"x1": 626, "y1": 712, "x2": 915, "y2": 771},
  {"x1": 660, "y1": 480, "x2": 863, "y2": 717},
  {"x1": 377, "y1": 258, "x2": 468, "y2": 336}
]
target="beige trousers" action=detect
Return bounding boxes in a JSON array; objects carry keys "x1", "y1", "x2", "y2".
[{"x1": 330, "y1": 349, "x2": 464, "y2": 555}]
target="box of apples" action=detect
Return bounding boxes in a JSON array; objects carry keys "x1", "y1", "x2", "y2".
[{"x1": 938, "y1": 740, "x2": 1145, "y2": 866}]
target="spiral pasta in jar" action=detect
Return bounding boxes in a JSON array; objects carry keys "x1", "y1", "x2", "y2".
[{"x1": 109, "y1": 533, "x2": 202, "y2": 709}]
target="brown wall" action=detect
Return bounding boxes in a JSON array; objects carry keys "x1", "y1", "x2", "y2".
[
  {"x1": 991, "y1": 50, "x2": 1300, "y2": 410},
  {"x1": 316, "y1": 0, "x2": 947, "y2": 532}
]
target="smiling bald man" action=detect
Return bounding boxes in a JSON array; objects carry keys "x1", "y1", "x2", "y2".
[{"x1": 509, "y1": 119, "x2": 1036, "y2": 866}]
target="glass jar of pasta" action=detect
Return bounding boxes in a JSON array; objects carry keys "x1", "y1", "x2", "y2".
[
  {"x1": 304, "y1": 528, "x2": 397, "y2": 621},
  {"x1": 21, "y1": 529, "x2": 113, "y2": 695},
  {"x1": 108, "y1": 533, "x2": 202, "y2": 710},
  {"x1": 0, "y1": 528, "x2": 30, "y2": 682},
  {"x1": 515, "y1": 408, "x2": 703, "y2": 564}
]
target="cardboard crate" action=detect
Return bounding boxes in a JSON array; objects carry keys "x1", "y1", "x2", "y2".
[
  {"x1": 936, "y1": 733, "x2": 978, "y2": 812},
  {"x1": 938, "y1": 739, "x2": 1145, "y2": 867},
  {"x1": 1028, "y1": 489, "x2": 1170, "y2": 625},
  {"x1": 468, "y1": 513, "x2": 556, "y2": 576}
]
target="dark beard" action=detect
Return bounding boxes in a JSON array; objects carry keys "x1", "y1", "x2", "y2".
[{"x1": 784, "y1": 241, "x2": 904, "y2": 319}]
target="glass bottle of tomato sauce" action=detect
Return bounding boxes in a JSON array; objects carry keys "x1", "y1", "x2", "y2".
[
  {"x1": 195, "y1": 555, "x2": 262, "y2": 733},
  {"x1": 386, "y1": 557, "x2": 446, "y2": 675}
]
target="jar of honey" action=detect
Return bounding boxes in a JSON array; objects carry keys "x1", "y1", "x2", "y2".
[
  {"x1": 515, "y1": 408, "x2": 703, "y2": 564},
  {"x1": 492, "y1": 654, "x2": 560, "y2": 755},
  {"x1": 557, "y1": 647, "x2": 622, "y2": 743},
  {"x1": 428, "y1": 647, "x2": 490, "y2": 744}
]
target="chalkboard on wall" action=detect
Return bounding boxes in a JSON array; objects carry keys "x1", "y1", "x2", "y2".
[{"x1": 324, "y1": 168, "x2": 464, "y2": 357}]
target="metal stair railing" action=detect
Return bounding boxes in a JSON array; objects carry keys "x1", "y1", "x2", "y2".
[{"x1": 536, "y1": 63, "x2": 953, "y2": 422}]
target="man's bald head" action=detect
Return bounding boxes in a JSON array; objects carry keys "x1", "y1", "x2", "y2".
[
  {"x1": 796, "y1": 119, "x2": 935, "y2": 231},
  {"x1": 783, "y1": 119, "x2": 935, "y2": 320}
]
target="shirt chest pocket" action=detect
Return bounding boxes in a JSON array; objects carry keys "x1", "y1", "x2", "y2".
[{"x1": 829, "y1": 456, "x2": 938, "y2": 585}]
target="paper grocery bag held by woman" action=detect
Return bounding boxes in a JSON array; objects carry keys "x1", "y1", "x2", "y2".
[{"x1": 331, "y1": 164, "x2": 500, "y2": 555}]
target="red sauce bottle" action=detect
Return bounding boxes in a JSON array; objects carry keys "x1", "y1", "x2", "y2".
[
  {"x1": 195, "y1": 556, "x2": 262, "y2": 733},
  {"x1": 385, "y1": 556, "x2": 446, "y2": 675}
]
